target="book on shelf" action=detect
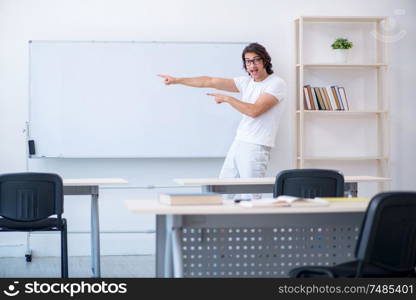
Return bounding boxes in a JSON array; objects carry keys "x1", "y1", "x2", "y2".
[
  {"x1": 303, "y1": 86, "x2": 311, "y2": 110},
  {"x1": 338, "y1": 86, "x2": 350, "y2": 110},
  {"x1": 304, "y1": 85, "x2": 318, "y2": 110},
  {"x1": 314, "y1": 87, "x2": 325, "y2": 110},
  {"x1": 238, "y1": 195, "x2": 329, "y2": 208},
  {"x1": 159, "y1": 192, "x2": 223, "y2": 205},
  {"x1": 319, "y1": 87, "x2": 329, "y2": 110},
  {"x1": 326, "y1": 86, "x2": 337, "y2": 110},
  {"x1": 322, "y1": 87, "x2": 332, "y2": 110},
  {"x1": 306, "y1": 86, "x2": 314, "y2": 110},
  {"x1": 311, "y1": 87, "x2": 320, "y2": 109},
  {"x1": 303, "y1": 85, "x2": 350, "y2": 111},
  {"x1": 310, "y1": 86, "x2": 319, "y2": 110},
  {"x1": 331, "y1": 86, "x2": 343, "y2": 110}
]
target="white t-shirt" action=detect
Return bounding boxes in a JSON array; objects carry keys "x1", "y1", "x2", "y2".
[{"x1": 233, "y1": 74, "x2": 287, "y2": 147}]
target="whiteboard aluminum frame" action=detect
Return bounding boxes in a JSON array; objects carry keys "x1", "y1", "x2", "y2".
[{"x1": 28, "y1": 40, "x2": 250, "y2": 158}]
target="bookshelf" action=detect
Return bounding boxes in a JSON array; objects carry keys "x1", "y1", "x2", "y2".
[{"x1": 294, "y1": 16, "x2": 390, "y2": 194}]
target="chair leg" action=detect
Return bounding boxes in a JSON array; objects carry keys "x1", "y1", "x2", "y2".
[
  {"x1": 355, "y1": 260, "x2": 364, "y2": 278},
  {"x1": 61, "y1": 220, "x2": 68, "y2": 278}
]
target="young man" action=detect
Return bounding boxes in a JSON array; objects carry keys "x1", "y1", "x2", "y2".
[{"x1": 158, "y1": 43, "x2": 287, "y2": 198}]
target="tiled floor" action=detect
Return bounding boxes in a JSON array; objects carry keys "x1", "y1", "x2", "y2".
[{"x1": 0, "y1": 255, "x2": 155, "y2": 278}]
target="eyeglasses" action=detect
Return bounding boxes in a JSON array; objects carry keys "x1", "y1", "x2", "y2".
[{"x1": 244, "y1": 57, "x2": 262, "y2": 66}]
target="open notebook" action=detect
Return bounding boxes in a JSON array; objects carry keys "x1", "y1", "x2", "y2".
[{"x1": 239, "y1": 195, "x2": 330, "y2": 208}]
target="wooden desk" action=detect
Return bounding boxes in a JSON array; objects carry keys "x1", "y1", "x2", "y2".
[
  {"x1": 126, "y1": 199, "x2": 369, "y2": 278},
  {"x1": 63, "y1": 178, "x2": 128, "y2": 277},
  {"x1": 174, "y1": 176, "x2": 391, "y2": 197}
]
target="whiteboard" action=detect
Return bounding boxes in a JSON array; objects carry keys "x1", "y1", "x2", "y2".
[{"x1": 29, "y1": 41, "x2": 247, "y2": 158}]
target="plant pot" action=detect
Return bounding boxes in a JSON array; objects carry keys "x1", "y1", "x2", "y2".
[{"x1": 334, "y1": 49, "x2": 349, "y2": 64}]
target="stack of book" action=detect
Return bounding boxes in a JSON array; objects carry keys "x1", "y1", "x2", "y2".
[
  {"x1": 303, "y1": 85, "x2": 350, "y2": 111},
  {"x1": 159, "y1": 192, "x2": 223, "y2": 205}
]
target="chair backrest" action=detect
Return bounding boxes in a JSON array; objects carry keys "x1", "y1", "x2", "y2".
[
  {"x1": 273, "y1": 169, "x2": 344, "y2": 198},
  {"x1": 355, "y1": 191, "x2": 416, "y2": 273},
  {"x1": 0, "y1": 172, "x2": 64, "y2": 221}
]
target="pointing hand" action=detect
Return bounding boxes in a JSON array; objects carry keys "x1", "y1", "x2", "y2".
[
  {"x1": 157, "y1": 74, "x2": 176, "y2": 85},
  {"x1": 207, "y1": 93, "x2": 231, "y2": 104}
]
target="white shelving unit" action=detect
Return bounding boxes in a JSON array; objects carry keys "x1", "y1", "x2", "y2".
[{"x1": 294, "y1": 16, "x2": 390, "y2": 194}]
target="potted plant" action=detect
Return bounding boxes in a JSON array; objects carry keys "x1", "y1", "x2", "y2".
[{"x1": 331, "y1": 38, "x2": 353, "y2": 63}]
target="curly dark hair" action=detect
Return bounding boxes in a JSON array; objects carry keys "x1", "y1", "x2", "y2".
[{"x1": 242, "y1": 43, "x2": 274, "y2": 75}]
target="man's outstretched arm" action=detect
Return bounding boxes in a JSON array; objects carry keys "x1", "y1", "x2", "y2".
[
  {"x1": 207, "y1": 92, "x2": 279, "y2": 118},
  {"x1": 158, "y1": 74, "x2": 239, "y2": 93}
]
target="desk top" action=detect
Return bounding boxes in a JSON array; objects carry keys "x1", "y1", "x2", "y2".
[
  {"x1": 63, "y1": 178, "x2": 128, "y2": 186},
  {"x1": 125, "y1": 199, "x2": 368, "y2": 215},
  {"x1": 174, "y1": 176, "x2": 391, "y2": 186}
]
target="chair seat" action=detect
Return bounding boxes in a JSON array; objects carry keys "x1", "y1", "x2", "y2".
[
  {"x1": 289, "y1": 260, "x2": 416, "y2": 278},
  {"x1": 0, "y1": 217, "x2": 65, "y2": 231}
]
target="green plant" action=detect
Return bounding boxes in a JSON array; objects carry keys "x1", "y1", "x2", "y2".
[{"x1": 331, "y1": 38, "x2": 353, "y2": 50}]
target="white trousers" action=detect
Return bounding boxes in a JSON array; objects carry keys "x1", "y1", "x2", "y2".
[{"x1": 219, "y1": 139, "x2": 271, "y2": 199}]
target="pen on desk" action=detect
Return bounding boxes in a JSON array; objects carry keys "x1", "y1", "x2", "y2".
[{"x1": 234, "y1": 199, "x2": 251, "y2": 203}]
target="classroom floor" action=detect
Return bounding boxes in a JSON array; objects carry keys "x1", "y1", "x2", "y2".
[{"x1": 0, "y1": 255, "x2": 155, "y2": 278}]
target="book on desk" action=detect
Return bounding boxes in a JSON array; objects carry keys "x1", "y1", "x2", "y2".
[
  {"x1": 159, "y1": 192, "x2": 223, "y2": 205},
  {"x1": 239, "y1": 195, "x2": 330, "y2": 208},
  {"x1": 158, "y1": 192, "x2": 369, "y2": 207},
  {"x1": 315, "y1": 197, "x2": 369, "y2": 202}
]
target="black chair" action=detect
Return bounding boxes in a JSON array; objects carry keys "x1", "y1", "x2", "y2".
[
  {"x1": 289, "y1": 191, "x2": 416, "y2": 278},
  {"x1": 0, "y1": 172, "x2": 68, "y2": 278},
  {"x1": 273, "y1": 169, "x2": 344, "y2": 198}
]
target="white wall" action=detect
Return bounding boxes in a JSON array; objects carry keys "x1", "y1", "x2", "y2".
[{"x1": 0, "y1": 0, "x2": 415, "y2": 257}]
